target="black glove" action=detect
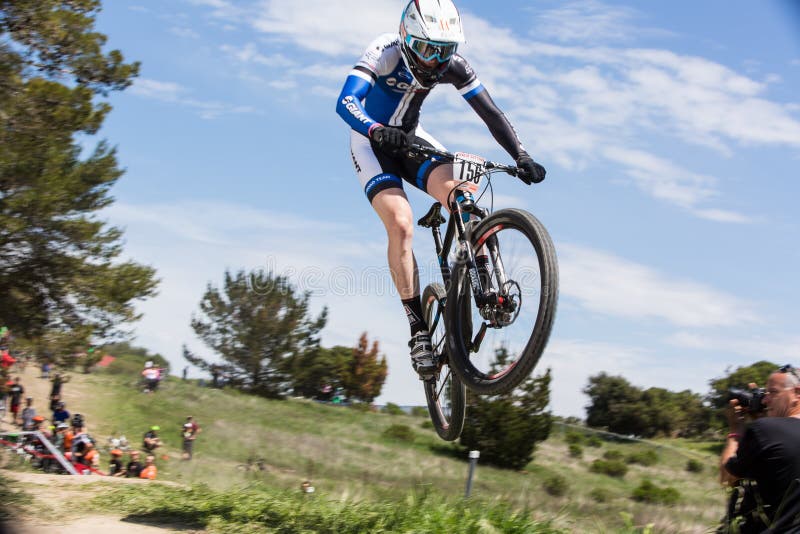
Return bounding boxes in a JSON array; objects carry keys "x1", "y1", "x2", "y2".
[
  {"x1": 370, "y1": 125, "x2": 409, "y2": 153},
  {"x1": 516, "y1": 154, "x2": 546, "y2": 185}
]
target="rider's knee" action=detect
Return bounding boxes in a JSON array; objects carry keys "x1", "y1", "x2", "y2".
[{"x1": 387, "y1": 213, "x2": 414, "y2": 242}]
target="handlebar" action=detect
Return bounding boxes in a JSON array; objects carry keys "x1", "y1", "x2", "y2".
[{"x1": 405, "y1": 143, "x2": 519, "y2": 177}]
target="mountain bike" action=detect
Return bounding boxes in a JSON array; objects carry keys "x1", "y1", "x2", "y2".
[{"x1": 411, "y1": 143, "x2": 558, "y2": 440}]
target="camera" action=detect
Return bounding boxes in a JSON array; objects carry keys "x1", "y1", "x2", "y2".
[{"x1": 728, "y1": 387, "x2": 767, "y2": 414}]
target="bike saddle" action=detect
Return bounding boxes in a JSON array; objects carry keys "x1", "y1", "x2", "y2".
[{"x1": 417, "y1": 202, "x2": 446, "y2": 228}]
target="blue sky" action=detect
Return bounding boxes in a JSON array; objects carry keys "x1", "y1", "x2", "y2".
[{"x1": 93, "y1": 0, "x2": 800, "y2": 416}]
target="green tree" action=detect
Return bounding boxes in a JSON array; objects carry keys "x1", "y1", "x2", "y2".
[
  {"x1": 459, "y1": 348, "x2": 553, "y2": 470},
  {"x1": 185, "y1": 269, "x2": 327, "y2": 398},
  {"x1": 342, "y1": 332, "x2": 387, "y2": 403},
  {"x1": 584, "y1": 373, "x2": 647, "y2": 435},
  {"x1": 288, "y1": 345, "x2": 351, "y2": 399},
  {"x1": 0, "y1": 1, "x2": 157, "y2": 352}
]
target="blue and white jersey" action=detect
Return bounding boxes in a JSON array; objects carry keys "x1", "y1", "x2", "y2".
[{"x1": 336, "y1": 33, "x2": 526, "y2": 160}]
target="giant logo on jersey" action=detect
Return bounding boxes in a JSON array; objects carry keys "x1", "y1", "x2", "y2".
[
  {"x1": 341, "y1": 95, "x2": 370, "y2": 124},
  {"x1": 385, "y1": 77, "x2": 414, "y2": 92}
]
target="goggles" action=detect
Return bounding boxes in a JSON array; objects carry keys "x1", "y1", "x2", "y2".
[{"x1": 405, "y1": 35, "x2": 457, "y2": 62}]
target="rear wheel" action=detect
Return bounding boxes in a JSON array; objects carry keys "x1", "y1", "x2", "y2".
[
  {"x1": 422, "y1": 283, "x2": 466, "y2": 441},
  {"x1": 447, "y1": 208, "x2": 558, "y2": 395}
]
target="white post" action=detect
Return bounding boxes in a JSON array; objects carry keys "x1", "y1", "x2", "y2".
[{"x1": 464, "y1": 450, "x2": 480, "y2": 498}]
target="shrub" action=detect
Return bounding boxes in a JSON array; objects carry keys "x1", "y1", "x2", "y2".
[
  {"x1": 382, "y1": 403, "x2": 405, "y2": 416},
  {"x1": 568, "y1": 444, "x2": 583, "y2": 458},
  {"x1": 542, "y1": 474, "x2": 569, "y2": 497},
  {"x1": 603, "y1": 450, "x2": 624, "y2": 461},
  {"x1": 625, "y1": 449, "x2": 658, "y2": 466},
  {"x1": 590, "y1": 459, "x2": 628, "y2": 478},
  {"x1": 589, "y1": 487, "x2": 612, "y2": 503},
  {"x1": 686, "y1": 459, "x2": 704, "y2": 473},
  {"x1": 586, "y1": 435, "x2": 603, "y2": 448},
  {"x1": 411, "y1": 406, "x2": 428, "y2": 418},
  {"x1": 420, "y1": 420, "x2": 434, "y2": 430},
  {"x1": 383, "y1": 424, "x2": 415, "y2": 442},
  {"x1": 631, "y1": 480, "x2": 680, "y2": 505},
  {"x1": 565, "y1": 431, "x2": 585, "y2": 445}
]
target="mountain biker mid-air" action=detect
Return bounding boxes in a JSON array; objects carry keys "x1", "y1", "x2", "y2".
[{"x1": 335, "y1": 0, "x2": 546, "y2": 380}]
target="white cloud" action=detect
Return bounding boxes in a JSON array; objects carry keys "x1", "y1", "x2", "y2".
[
  {"x1": 531, "y1": 0, "x2": 643, "y2": 44},
  {"x1": 667, "y1": 332, "x2": 800, "y2": 363},
  {"x1": 558, "y1": 243, "x2": 760, "y2": 328},
  {"x1": 170, "y1": 27, "x2": 200, "y2": 39},
  {"x1": 129, "y1": 78, "x2": 258, "y2": 119},
  {"x1": 251, "y1": 0, "x2": 396, "y2": 57}
]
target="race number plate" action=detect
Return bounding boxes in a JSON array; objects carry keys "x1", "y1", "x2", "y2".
[{"x1": 452, "y1": 152, "x2": 486, "y2": 193}]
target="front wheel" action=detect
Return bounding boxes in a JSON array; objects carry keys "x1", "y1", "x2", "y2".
[
  {"x1": 446, "y1": 208, "x2": 558, "y2": 395},
  {"x1": 422, "y1": 283, "x2": 466, "y2": 441}
]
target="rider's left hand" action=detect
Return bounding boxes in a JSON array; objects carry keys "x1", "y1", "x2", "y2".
[{"x1": 516, "y1": 154, "x2": 546, "y2": 185}]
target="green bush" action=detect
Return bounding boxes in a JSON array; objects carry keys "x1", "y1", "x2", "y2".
[
  {"x1": 542, "y1": 474, "x2": 569, "y2": 497},
  {"x1": 590, "y1": 459, "x2": 628, "y2": 478},
  {"x1": 568, "y1": 443, "x2": 583, "y2": 458},
  {"x1": 420, "y1": 420, "x2": 434, "y2": 430},
  {"x1": 383, "y1": 424, "x2": 415, "y2": 442},
  {"x1": 686, "y1": 459, "x2": 704, "y2": 473},
  {"x1": 586, "y1": 435, "x2": 603, "y2": 448},
  {"x1": 565, "y1": 431, "x2": 585, "y2": 445},
  {"x1": 625, "y1": 449, "x2": 658, "y2": 466},
  {"x1": 603, "y1": 450, "x2": 624, "y2": 461},
  {"x1": 382, "y1": 403, "x2": 405, "y2": 416},
  {"x1": 411, "y1": 406, "x2": 428, "y2": 418},
  {"x1": 589, "y1": 487, "x2": 612, "y2": 503},
  {"x1": 349, "y1": 402, "x2": 373, "y2": 412},
  {"x1": 631, "y1": 480, "x2": 680, "y2": 505}
]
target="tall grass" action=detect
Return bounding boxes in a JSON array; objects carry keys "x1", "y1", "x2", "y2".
[{"x1": 58, "y1": 360, "x2": 731, "y2": 533}]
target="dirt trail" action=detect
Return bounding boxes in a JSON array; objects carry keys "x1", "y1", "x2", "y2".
[{"x1": 1, "y1": 365, "x2": 202, "y2": 533}]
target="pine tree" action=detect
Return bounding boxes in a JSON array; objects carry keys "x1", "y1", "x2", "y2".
[
  {"x1": 0, "y1": 1, "x2": 157, "y2": 352},
  {"x1": 185, "y1": 269, "x2": 327, "y2": 398}
]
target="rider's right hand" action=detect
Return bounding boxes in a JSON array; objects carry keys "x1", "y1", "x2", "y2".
[{"x1": 370, "y1": 125, "x2": 409, "y2": 152}]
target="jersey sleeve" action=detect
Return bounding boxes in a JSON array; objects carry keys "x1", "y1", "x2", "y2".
[
  {"x1": 335, "y1": 34, "x2": 397, "y2": 137},
  {"x1": 444, "y1": 55, "x2": 528, "y2": 160}
]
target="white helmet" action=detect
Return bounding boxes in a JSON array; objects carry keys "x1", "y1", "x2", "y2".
[{"x1": 399, "y1": 0, "x2": 465, "y2": 87}]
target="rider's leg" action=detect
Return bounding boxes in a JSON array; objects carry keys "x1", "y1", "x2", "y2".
[
  {"x1": 371, "y1": 187, "x2": 435, "y2": 377},
  {"x1": 371, "y1": 187, "x2": 423, "y2": 327}
]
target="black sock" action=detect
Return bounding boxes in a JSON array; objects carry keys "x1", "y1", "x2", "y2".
[{"x1": 402, "y1": 296, "x2": 428, "y2": 336}]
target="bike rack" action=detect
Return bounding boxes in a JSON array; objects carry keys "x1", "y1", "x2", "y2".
[{"x1": 0, "y1": 430, "x2": 79, "y2": 475}]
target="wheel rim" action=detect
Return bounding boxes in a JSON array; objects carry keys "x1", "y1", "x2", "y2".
[
  {"x1": 425, "y1": 291, "x2": 456, "y2": 428},
  {"x1": 456, "y1": 222, "x2": 546, "y2": 382}
]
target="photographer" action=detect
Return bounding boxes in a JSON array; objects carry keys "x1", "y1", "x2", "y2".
[{"x1": 719, "y1": 366, "x2": 800, "y2": 532}]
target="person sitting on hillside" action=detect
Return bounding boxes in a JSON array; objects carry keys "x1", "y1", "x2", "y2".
[
  {"x1": 143, "y1": 426, "x2": 162, "y2": 452},
  {"x1": 125, "y1": 450, "x2": 143, "y2": 478},
  {"x1": 1, "y1": 349, "x2": 15, "y2": 371},
  {"x1": 108, "y1": 449, "x2": 125, "y2": 477},
  {"x1": 140, "y1": 455, "x2": 157, "y2": 480},
  {"x1": 77, "y1": 441, "x2": 100, "y2": 470},
  {"x1": 53, "y1": 422, "x2": 70, "y2": 452},
  {"x1": 70, "y1": 426, "x2": 94, "y2": 463}
]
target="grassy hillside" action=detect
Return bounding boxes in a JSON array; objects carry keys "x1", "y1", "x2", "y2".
[{"x1": 27, "y1": 354, "x2": 729, "y2": 533}]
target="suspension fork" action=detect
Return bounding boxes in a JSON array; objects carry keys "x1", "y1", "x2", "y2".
[{"x1": 449, "y1": 191, "x2": 490, "y2": 307}]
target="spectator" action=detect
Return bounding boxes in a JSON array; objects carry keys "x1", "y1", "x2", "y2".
[
  {"x1": 50, "y1": 373, "x2": 70, "y2": 398},
  {"x1": 719, "y1": 365, "x2": 800, "y2": 532},
  {"x1": 53, "y1": 422, "x2": 69, "y2": 452},
  {"x1": 142, "y1": 366, "x2": 159, "y2": 393},
  {"x1": 181, "y1": 416, "x2": 200, "y2": 460},
  {"x1": 143, "y1": 426, "x2": 162, "y2": 452},
  {"x1": 125, "y1": 450, "x2": 143, "y2": 478},
  {"x1": 300, "y1": 480, "x2": 315, "y2": 494},
  {"x1": 70, "y1": 426, "x2": 93, "y2": 463},
  {"x1": 108, "y1": 449, "x2": 125, "y2": 477},
  {"x1": 29, "y1": 415, "x2": 46, "y2": 435},
  {"x1": 52, "y1": 401, "x2": 70, "y2": 425},
  {"x1": 1, "y1": 349, "x2": 15, "y2": 370},
  {"x1": 182, "y1": 366, "x2": 188, "y2": 381},
  {"x1": 40, "y1": 361, "x2": 51, "y2": 379},
  {"x1": 140, "y1": 455, "x2": 157, "y2": 480},
  {"x1": 78, "y1": 441, "x2": 99, "y2": 469},
  {"x1": 20, "y1": 397, "x2": 36, "y2": 430},
  {"x1": 8, "y1": 377, "x2": 24, "y2": 424},
  {"x1": 49, "y1": 393, "x2": 60, "y2": 413}
]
